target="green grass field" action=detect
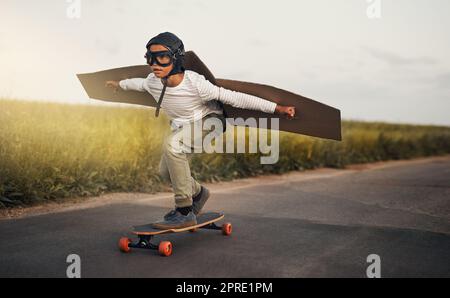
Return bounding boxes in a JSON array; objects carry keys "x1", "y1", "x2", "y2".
[{"x1": 1, "y1": 99, "x2": 450, "y2": 208}]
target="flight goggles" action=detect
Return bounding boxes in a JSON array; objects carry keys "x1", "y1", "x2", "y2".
[{"x1": 144, "y1": 50, "x2": 175, "y2": 67}]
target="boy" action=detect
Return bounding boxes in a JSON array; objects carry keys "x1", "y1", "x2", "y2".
[{"x1": 106, "y1": 32, "x2": 295, "y2": 229}]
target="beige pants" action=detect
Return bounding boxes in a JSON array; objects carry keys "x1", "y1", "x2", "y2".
[{"x1": 158, "y1": 113, "x2": 226, "y2": 208}]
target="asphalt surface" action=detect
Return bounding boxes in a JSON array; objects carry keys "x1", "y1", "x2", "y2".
[{"x1": 0, "y1": 156, "x2": 449, "y2": 278}]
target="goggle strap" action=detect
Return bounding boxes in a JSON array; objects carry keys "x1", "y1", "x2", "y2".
[{"x1": 155, "y1": 78, "x2": 168, "y2": 118}]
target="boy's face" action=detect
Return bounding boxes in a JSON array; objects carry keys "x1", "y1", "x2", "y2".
[{"x1": 148, "y1": 44, "x2": 174, "y2": 78}]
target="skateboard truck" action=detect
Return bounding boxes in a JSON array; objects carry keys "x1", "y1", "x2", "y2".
[{"x1": 131, "y1": 235, "x2": 159, "y2": 250}]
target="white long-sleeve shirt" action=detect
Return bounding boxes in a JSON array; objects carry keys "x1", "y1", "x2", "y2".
[{"x1": 119, "y1": 70, "x2": 277, "y2": 129}]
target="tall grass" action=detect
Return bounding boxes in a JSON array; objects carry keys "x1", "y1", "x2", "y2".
[{"x1": 1, "y1": 99, "x2": 449, "y2": 207}]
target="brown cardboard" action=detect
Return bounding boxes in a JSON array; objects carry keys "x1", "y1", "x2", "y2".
[{"x1": 77, "y1": 51, "x2": 341, "y2": 141}]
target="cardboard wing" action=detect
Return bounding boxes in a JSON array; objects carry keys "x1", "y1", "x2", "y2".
[{"x1": 77, "y1": 51, "x2": 342, "y2": 141}]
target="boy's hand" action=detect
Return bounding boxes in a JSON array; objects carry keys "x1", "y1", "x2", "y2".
[
  {"x1": 275, "y1": 104, "x2": 296, "y2": 119},
  {"x1": 105, "y1": 80, "x2": 121, "y2": 93}
]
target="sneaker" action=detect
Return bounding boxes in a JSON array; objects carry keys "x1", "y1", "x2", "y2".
[
  {"x1": 152, "y1": 211, "x2": 197, "y2": 230},
  {"x1": 192, "y1": 186, "x2": 210, "y2": 215}
]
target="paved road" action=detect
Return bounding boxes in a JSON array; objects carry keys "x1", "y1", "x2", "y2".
[{"x1": 1, "y1": 156, "x2": 449, "y2": 277}]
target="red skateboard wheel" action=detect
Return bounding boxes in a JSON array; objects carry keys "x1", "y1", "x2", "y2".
[
  {"x1": 222, "y1": 223, "x2": 232, "y2": 236},
  {"x1": 159, "y1": 241, "x2": 173, "y2": 257},
  {"x1": 118, "y1": 237, "x2": 131, "y2": 253}
]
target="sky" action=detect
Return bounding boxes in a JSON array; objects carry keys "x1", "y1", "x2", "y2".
[{"x1": 1, "y1": 0, "x2": 449, "y2": 126}]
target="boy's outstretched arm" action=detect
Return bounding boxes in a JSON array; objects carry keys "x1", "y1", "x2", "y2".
[
  {"x1": 105, "y1": 78, "x2": 146, "y2": 93},
  {"x1": 195, "y1": 74, "x2": 296, "y2": 119}
]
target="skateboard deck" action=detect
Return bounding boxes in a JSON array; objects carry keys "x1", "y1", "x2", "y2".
[
  {"x1": 133, "y1": 212, "x2": 225, "y2": 235},
  {"x1": 77, "y1": 51, "x2": 342, "y2": 141},
  {"x1": 119, "y1": 212, "x2": 232, "y2": 257}
]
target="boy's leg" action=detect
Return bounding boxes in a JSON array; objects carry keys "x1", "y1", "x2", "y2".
[
  {"x1": 160, "y1": 153, "x2": 201, "y2": 202},
  {"x1": 159, "y1": 150, "x2": 202, "y2": 222},
  {"x1": 185, "y1": 113, "x2": 224, "y2": 200},
  {"x1": 160, "y1": 113, "x2": 224, "y2": 208},
  {"x1": 152, "y1": 114, "x2": 225, "y2": 229},
  {"x1": 152, "y1": 129, "x2": 197, "y2": 229},
  {"x1": 162, "y1": 132, "x2": 195, "y2": 208}
]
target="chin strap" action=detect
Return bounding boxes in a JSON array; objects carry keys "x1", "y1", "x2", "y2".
[{"x1": 155, "y1": 77, "x2": 168, "y2": 118}]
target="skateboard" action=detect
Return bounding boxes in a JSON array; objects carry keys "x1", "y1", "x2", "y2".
[{"x1": 118, "y1": 212, "x2": 232, "y2": 257}]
